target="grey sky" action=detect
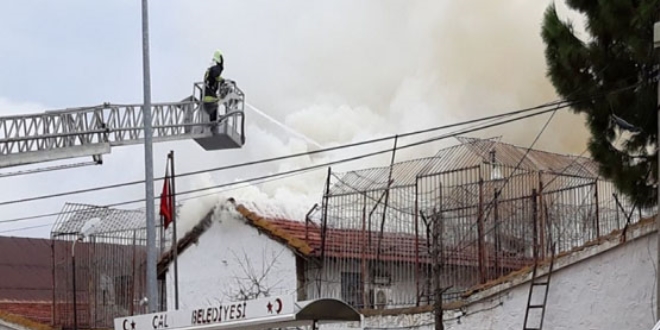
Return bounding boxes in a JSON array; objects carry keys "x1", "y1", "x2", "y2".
[{"x1": 0, "y1": 1, "x2": 589, "y2": 238}]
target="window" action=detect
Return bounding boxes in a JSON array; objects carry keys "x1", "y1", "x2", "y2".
[{"x1": 341, "y1": 272, "x2": 363, "y2": 309}]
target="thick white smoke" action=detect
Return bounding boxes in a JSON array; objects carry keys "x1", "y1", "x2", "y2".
[{"x1": 171, "y1": 0, "x2": 592, "y2": 237}]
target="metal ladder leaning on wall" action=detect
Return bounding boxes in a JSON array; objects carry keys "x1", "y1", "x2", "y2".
[{"x1": 522, "y1": 243, "x2": 556, "y2": 330}]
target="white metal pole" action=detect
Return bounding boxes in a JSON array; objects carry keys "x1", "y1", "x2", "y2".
[{"x1": 141, "y1": 0, "x2": 157, "y2": 313}]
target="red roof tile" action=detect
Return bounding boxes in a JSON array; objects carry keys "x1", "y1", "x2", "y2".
[
  {"x1": 159, "y1": 200, "x2": 533, "y2": 271},
  {"x1": 236, "y1": 204, "x2": 533, "y2": 269}
]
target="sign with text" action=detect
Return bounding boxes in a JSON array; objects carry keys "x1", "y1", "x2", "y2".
[{"x1": 114, "y1": 296, "x2": 295, "y2": 330}]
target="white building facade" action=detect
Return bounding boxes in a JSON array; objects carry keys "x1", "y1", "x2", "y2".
[
  {"x1": 162, "y1": 199, "x2": 657, "y2": 330},
  {"x1": 164, "y1": 202, "x2": 299, "y2": 310}
]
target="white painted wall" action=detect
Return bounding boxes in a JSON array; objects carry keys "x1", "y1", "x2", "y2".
[
  {"x1": 165, "y1": 200, "x2": 658, "y2": 330},
  {"x1": 331, "y1": 229, "x2": 658, "y2": 330},
  {"x1": 305, "y1": 260, "x2": 436, "y2": 309},
  {"x1": 165, "y1": 204, "x2": 298, "y2": 310},
  {"x1": 305, "y1": 259, "x2": 483, "y2": 310}
]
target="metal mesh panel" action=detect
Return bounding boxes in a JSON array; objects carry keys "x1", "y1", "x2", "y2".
[
  {"x1": 305, "y1": 137, "x2": 651, "y2": 311},
  {"x1": 51, "y1": 203, "x2": 165, "y2": 329}
]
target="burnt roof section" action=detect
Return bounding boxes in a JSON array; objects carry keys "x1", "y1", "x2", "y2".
[
  {"x1": 158, "y1": 208, "x2": 215, "y2": 276},
  {"x1": 157, "y1": 198, "x2": 312, "y2": 275},
  {"x1": 0, "y1": 236, "x2": 53, "y2": 302}
]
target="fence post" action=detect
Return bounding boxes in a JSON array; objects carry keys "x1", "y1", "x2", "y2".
[
  {"x1": 613, "y1": 193, "x2": 621, "y2": 229},
  {"x1": 51, "y1": 240, "x2": 56, "y2": 327},
  {"x1": 594, "y1": 179, "x2": 600, "y2": 239},
  {"x1": 532, "y1": 189, "x2": 539, "y2": 261},
  {"x1": 318, "y1": 167, "x2": 331, "y2": 296},
  {"x1": 493, "y1": 188, "x2": 500, "y2": 278},
  {"x1": 538, "y1": 172, "x2": 546, "y2": 259},
  {"x1": 432, "y1": 207, "x2": 444, "y2": 330},
  {"x1": 414, "y1": 179, "x2": 420, "y2": 306},
  {"x1": 131, "y1": 230, "x2": 137, "y2": 316},
  {"x1": 361, "y1": 193, "x2": 368, "y2": 309},
  {"x1": 477, "y1": 178, "x2": 486, "y2": 283}
]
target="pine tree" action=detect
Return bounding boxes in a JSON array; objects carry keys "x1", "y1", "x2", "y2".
[{"x1": 541, "y1": 1, "x2": 660, "y2": 207}]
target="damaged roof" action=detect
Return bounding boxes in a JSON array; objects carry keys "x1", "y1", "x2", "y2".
[{"x1": 158, "y1": 199, "x2": 532, "y2": 274}]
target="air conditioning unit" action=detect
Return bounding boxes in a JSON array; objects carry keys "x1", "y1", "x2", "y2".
[{"x1": 371, "y1": 286, "x2": 393, "y2": 310}]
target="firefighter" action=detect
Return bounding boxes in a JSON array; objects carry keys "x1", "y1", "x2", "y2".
[{"x1": 203, "y1": 50, "x2": 224, "y2": 122}]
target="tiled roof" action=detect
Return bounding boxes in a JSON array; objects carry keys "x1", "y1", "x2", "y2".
[
  {"x1": 234, "y1": 205, "x2": 315, "y2": 256},
  {"x1": 159, "y1": 199, "x2": 532, "y2": 270},
  {"x1": 234, "y1": 201, "x2": 532, "y2": 269}
]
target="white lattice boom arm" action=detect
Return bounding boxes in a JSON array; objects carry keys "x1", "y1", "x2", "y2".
[{"x1": 0, "y1": 82, "x2": 245, "y2": 168}]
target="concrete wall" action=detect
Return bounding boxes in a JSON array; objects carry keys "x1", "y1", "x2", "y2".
[
  {"x1": 304, "y1": 259, "x2": 489, "y2": 310},
  {"x1": 305, "y1": 259, "x2": 421, "y2": 308},
  {"x1": 165, "y1": 205, "x2": 298, "y2": 310},
  {"x1": 353, "y1": 226, "x2": 658, "y2": 330},
  {"x1": 166, "y1": 202, "x2": 657, "y2": 329}
]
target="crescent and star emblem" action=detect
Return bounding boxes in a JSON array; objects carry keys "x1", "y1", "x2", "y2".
[
  {"x1": 122, "y1": 319, "x2": 136, "y2": 330},
  {"x1": 275, "y1": 298, "x2": 282, "y2": 313},
  {"x1": 267, "y1": 298, "x2": 283, "y2": 314}
]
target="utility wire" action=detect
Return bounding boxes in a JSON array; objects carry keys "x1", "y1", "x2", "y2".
[
  {"x1": 99, "y1": 107, "x2": 570, "y2": 205},
  {"x1": 401, "y1": 105, "x2": 561, "y2": 256},
  {"x1": 0, "y1": 105, "x2": 568, "y2": 226},
  {"x1": 0, "y1": 169, "x2": 314, "y2": 233},
  {"x1": 4, "y1": 79, "x2": 638, "y2": 210},
  {"x1": 0, "y1": 81, "x2": 644, "y2": 229},
  {"x1": 0, "y1": 223, "x2": 52, "y2": 234},
  {"x1": 445, "y1": 79, "x2": 648, "y2": 255},
  {"x1": 0, "y1": 101, "x2": 571, "y2": 208}
]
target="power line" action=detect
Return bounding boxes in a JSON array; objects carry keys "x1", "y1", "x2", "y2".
[
  {"x1": 60, "y1": 105, "x2": 580, "y2": 207},
  {"x1": 446, "y1": 80, "x2": 647, "y2": 255},
  {"x1": 448, "y1": 105, "x2": 560, "y2": 253},
  {"x1": 0, "y1": 105, "x2": 567, "y2": 226},
  {"x1": 0, "y1": 169, "x2": 314, "y2": 233},
  {"x1": 0, "y1": 81, "x2": 645, "y2": 228},
  {"x1": 0, "y1": 223, "x2": 52, "y2": 234},
  {"x1": 0, "y1": 100, "x2": 571, "y2": 208}
]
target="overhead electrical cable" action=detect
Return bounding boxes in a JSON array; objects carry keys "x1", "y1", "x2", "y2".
[
  {"x1": 0, "y1": 81, "x2": 646, "y2": 228},
  {"x1": 0, "y1": 101, "x2": 571, "y2": 207}
]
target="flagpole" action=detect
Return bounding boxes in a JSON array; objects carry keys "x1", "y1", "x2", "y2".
[
  {"x1": 159, "y1": 216, "x2": 164, "y2": 253},
  {"x1": 158, "y1": 214, "x2": 161, "y2": 311},
  {"x1": 168, "y1": 150, "x2": 180, "y2": 310},
  {"x1": 159, "y1": 162, "x2": 169, "y2": 312},
  {"x1": 159, "y1": 189, "x2": 165, "y2": 255}
]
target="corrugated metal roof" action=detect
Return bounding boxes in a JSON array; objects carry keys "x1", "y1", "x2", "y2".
[{"x1": 0, "y1": 237, "x2": 53, "y2": 302}]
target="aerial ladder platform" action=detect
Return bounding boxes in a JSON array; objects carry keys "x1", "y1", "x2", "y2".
[{"x1": 0, "y1": 81, "x2": 246, "y2": 168}]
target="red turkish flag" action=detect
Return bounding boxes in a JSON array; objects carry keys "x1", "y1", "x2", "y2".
[{"x1": 159, "y1": 170, "x2": 173, "y2": 230}]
